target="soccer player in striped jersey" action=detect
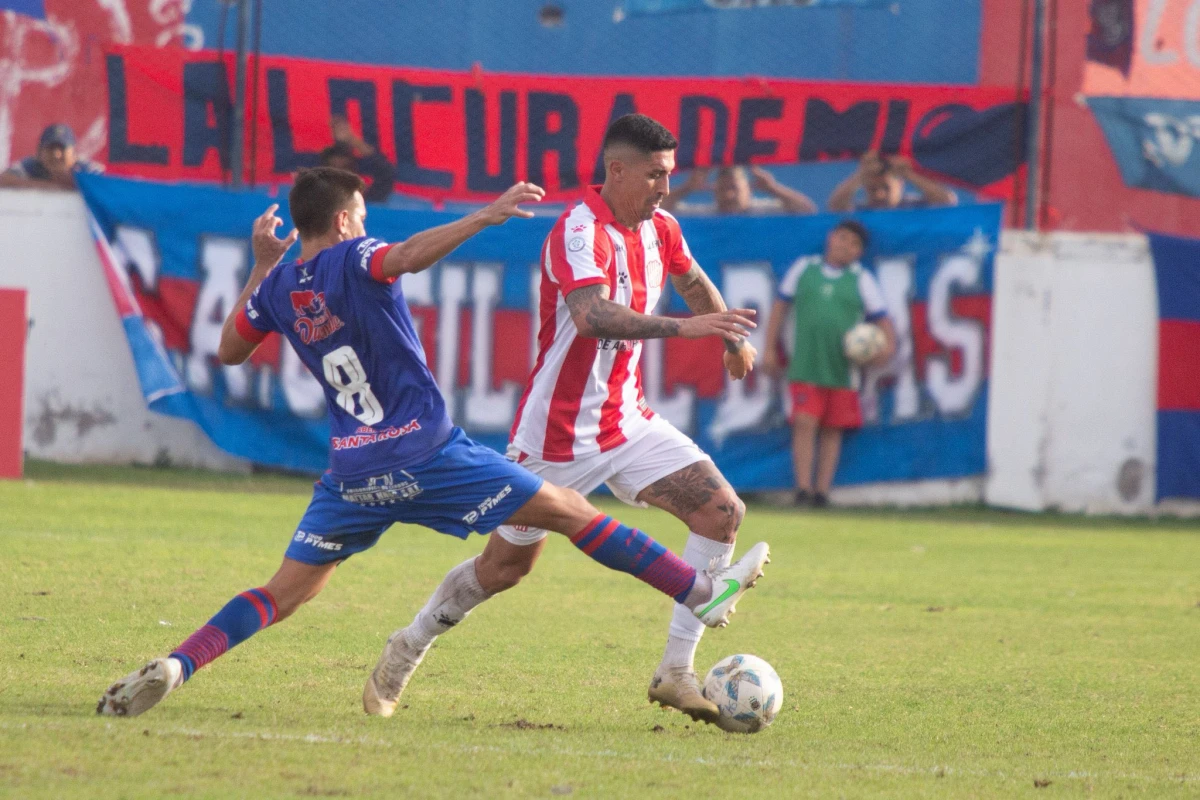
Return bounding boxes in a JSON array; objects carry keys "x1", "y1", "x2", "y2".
[
  {"x1": 396, "y1": 115, "x2": 766, "y2": 725},
  {"x1": 97, "y1": 168, "x2": 769, "y2": 719}
]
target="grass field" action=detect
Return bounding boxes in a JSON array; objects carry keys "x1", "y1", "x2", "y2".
[{"x1": 2, "y1": 463, "x2": 1199, "y2": 798}]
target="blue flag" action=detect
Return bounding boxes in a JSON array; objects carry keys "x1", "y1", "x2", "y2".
[
  {"x1": 0, "y1": 0, "x2": 44, "y2": 19},
  {"x1": 1088, "y1": 96, "x2": 1200, "y2": 198}
]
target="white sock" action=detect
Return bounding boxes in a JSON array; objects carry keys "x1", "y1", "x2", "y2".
[
  {"x1": 165, "y1": 657, "x2": 184, "y2": 689},
  {"x1": 661, "y1": 534, "x2": 735, "y2": 671},
  {"x1": 402, "y1": 557, "x2": 492, "y2": 651}
]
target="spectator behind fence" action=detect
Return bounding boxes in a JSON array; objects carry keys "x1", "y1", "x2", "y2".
[
  {"x1": 763, "y1": 220, "x2": 896, "y2": 508},
  {"x1": 0, "y1": 124, "x2": 102, "y2": 190},
  {"x1": 828, "y1": 151, "x2": 955, "y2": 213},
  {"x1": 319, "y1": 115, "x2": 397, "y2": 204},
  {"x1": 663, "y1": 165, "x2": 817, "y2": 215}
]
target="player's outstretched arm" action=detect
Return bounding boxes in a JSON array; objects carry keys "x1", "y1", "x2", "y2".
[
  {"x1": 564, "y1": 284, "x2": 756, "y2": 345},
  {"x1": 380, "y1": 182, "x2": 545, "y2": 279},
  {"x1": 670, "y1": 265, "x2": 757, "y2": 379},
  {"x1": 219, "y1": 204, "x2": 298, "y2": 365}
]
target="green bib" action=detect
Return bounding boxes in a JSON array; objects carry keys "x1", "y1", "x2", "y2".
[{"x1": 787, "y1": 261, "x2": 864, "y2": 389}]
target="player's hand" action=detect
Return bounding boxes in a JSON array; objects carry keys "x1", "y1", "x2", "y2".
[
  {"x1": 678, "y1": 308, "x2": 757, "y2": 344},
  {"x1": 886, "y1": 154, "x2": 913, "y2": 177},
  {"x1": 251, "y1": 204, "x2": 298, "y2": 271},
  {"x1": 749, "y1": 165, "x2": 776, "y2": 192},
  {"x1": 762, "y1": 345, "x2": 784, "y2": 377},
  {"x1": 479, "y1": 182, "x2": 545, "y2": 225},
  {"x1": 858, "y1": 149, "x2": 883, "y2": 176},
  {"x1": 331, "y1": 114, "x2": 353, "y2": 143},
  {"x1": 681, "y1": 168, "x2": 711, "y2": 192},
  {"x1": 723, "y1": 340, "x2": 757, "y2": 381}
]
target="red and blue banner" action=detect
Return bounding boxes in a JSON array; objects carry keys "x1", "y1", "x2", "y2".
[
  {"x1": 1149, "y1": 231, "x2": 1200, "y2": 501},
  {"x1": 79, "y1": 173, "x2": 997, "y2": 488},
  {"x1": 104, "y1": 45, "x2": 1024, "y2": 203}
]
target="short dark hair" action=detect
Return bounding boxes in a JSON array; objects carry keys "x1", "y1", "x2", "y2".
[
  {"x1": 289, "y1": 167, "x2": 365, "y2": 238},
  {"x1": 833, "y1": 219, "x2": 870, "y2": 249},
  {"x1": 602, "y1": 114, "x2": 678, "y2": 155}
]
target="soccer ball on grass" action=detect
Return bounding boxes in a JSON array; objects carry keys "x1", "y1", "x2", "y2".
[
  {"x1": 843, "y1": 322, "x2": 886, "y2": 365},
  {"x1": 702, "y1": 654, "x2": 783, "y2": 733}
]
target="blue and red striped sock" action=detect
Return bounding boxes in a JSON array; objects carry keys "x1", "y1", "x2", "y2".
[
  {"x1": 570, "y1": 514, "x2": 696, "y2": 603},
  {"x1": 170, "y1": 587, "x2": 278, "y2": 682}
]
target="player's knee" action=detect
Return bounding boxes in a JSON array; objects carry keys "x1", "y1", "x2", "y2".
[
  {"x1": 547, "y1": 485, "x2": 596, "y2": 532},
  {"x1": 693, "y1": 488, "x2": 744, "y2": 543}
]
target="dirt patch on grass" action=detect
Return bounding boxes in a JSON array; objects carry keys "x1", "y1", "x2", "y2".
[{"x1": 499, "y1": 718, "x2": 565, "y2": 731}]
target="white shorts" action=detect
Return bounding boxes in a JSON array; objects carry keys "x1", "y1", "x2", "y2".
[{"x1": 495, "y1": 415, "x2": 711, "y2": 546}]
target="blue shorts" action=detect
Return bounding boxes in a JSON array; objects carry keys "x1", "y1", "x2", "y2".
[{"x1": 285, "y1": 428, "x2": 544, "y2": 565}]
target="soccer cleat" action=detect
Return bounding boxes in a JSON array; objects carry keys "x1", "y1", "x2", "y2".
[
  {"x1": 362, "y1": 629, "x2": 429, "y2": 717},
  {"x1": 96, "y1": 657, "x2": 181, "y2": 717},
  {"x1": 692, "y1": 541, "x2": 770, "y2": 628},
  {"x1": 648, "y1": 667, "x2": 719, "y2": 725}
]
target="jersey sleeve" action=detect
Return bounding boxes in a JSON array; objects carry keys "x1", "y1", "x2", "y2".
[
  {"x1": 545, "y1": 218, "x2": 611, "y2": 295},
  {"x1": 235, "y1": 280, "x2": 276, "y2": 344},
  {"x1": 655, "y1": 210, "x2": 700, "y2": 276},
  {"x1": 777, "y1": 258, "x2": 810, "y2": 302},
  {"x1": 346, "y1": 236, "x2": 398, "y2": 285},
  {"x1": 857, "y1": 269, "x2": 889, "y2": 321}
]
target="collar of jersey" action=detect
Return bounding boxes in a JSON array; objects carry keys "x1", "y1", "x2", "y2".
[{"x1": 582, "y1": 184, "x2": 642, "y2": 235}]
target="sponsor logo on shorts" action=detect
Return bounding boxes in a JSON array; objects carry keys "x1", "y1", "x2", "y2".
[
  {"x1": 295, "y1": 530, "x2": 343, "y2": 552},
  {"x1": 462, "y1": 484, "x2": 513, "y2": 525},
  {"x1": 340, "y1": 471, "x2": 422, "y2": 505}
]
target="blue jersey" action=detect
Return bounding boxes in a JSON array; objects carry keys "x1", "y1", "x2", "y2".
[{"x1": 236, "y1": 237, "x2": 453, "y2": 480}]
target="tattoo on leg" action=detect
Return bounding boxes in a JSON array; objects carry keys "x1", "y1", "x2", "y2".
[
  {"x1": 715, "y1": 500, "x2": 745, "y2": 532},
  {"x1": 644, "y1": 462, "x2": 730, "y2": 516}
]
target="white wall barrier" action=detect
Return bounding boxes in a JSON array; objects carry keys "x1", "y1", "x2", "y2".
[
  {"x1": 0, "y1": 189, "x2": 1193, "y2": 514},
  {"x1": 0, "y1": 189, "x2": 247, "y2": 472}
]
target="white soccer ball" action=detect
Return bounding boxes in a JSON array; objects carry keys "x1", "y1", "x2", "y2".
[
  {"x1": 843, "y1": 322, "x2": 886, "y2": 365},
  {"x1": 702, "y1": 654, "x2": 783, "y2": 733}
]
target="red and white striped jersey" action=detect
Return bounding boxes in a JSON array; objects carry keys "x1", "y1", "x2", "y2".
[{"x1": 510, "y1": 186, "x2": 699, "y2": 462}]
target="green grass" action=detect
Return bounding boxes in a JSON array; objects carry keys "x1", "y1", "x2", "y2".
[{"x1": 2, "y1": 465, "x2": 1199, "y2": 798}]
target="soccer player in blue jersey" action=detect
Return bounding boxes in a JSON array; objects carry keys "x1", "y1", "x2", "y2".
[{"x1": 98, "y1": 168, "x2": 770, "y2": 718}]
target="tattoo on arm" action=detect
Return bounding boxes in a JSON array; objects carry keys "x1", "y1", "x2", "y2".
[
  {"x1": 671, "y1": 265, "x2": 725, "y2": 315},
  {"x1": 671, "y1": 266, "x2": 744, "y2": 353},
  {"x1": 564, "y1": 284, "x2": 683, "y2": 340}
]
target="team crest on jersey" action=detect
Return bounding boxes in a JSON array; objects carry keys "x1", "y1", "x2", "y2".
[
  {"x1": 290, "y1": 290, "x2": 345, "y2": 344},
  {"x1": 646, "y1": 257, "x2": 664, "y2": 289}
]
